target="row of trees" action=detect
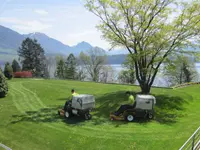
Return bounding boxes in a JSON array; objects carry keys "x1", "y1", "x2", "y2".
[
  {"x1": 3, "y1": 59, "x2": 21, "y2": 80},
  {"x1": 18, "y1": 38, "x2": 48, "y2": 78},
  {"x1": 54, "y1": 45, "x2": 198, "y2": 86},
  {"x1": 55, "y1": 47, "x2": 111, "y2": 82}
]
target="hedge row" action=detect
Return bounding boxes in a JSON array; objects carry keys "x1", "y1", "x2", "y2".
[
  {"x1": 172, "y1": 82, "x2": 200, "y2": 89},
  {"x1": 14, "y1": 71, "x2": 32, "y2": 78}
]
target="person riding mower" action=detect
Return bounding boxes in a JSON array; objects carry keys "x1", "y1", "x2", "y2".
[
  {"x1": 110, "y1": 94, "x2": 156, "y2": 122},
  {"x1": 64, "y1": 89, "x2": 79, "y2": 110},
  {"x1": 113, "y1": 91, "x2": 135, "y2": 116},
  {"x1": 58, "y1": 89, "x2": 95, "y2": 120}
]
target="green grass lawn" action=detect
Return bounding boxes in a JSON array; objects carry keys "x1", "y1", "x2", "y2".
[{"x1": 0, "y1": 79, "x2": 200, "y2": 150}]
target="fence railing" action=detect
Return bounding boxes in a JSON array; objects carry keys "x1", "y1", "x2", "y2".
[{"x1": 179, "y1": 127, "x2": 200, "y2": 150}]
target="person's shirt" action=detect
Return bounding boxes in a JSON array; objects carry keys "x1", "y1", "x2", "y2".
[
  {"x1": 72, "y1": 92, "x2": 79, "y2": 96},
  {"x1": 69, "y1": 92, "x2": 79, "y2": 100},
  {"x1": 128, "y1": 95, "x2": 134, "y2": 105}
]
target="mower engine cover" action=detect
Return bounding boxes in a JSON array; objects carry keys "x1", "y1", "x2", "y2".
[
  {"x1": 72, "y1": 94, "x2": 95, "y2": 110},
  {"x1": 135, "y1": 94, "x2": 156, "y2": 110}
]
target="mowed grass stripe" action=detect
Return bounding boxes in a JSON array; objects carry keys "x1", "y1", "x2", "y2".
[
  {"x1": 19, "y1": 82, "x2": 46, "y2": 108},
  {"x1": 14, "y1": 82, "x2": 43, "y2": 109},
  {"x1": 10, "y1": 91, "x2": 24, "y2": 114},
  {"x1": 10, "y1": 82, "x2": 44, "y2": 111},
  {"x1": 10, "y1": 87, "x2": 37, "y2": 111}
]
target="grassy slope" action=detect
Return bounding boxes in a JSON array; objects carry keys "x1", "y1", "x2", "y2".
[{"x1": 0, "y1": 79, "x2": 199, "y2": 150}]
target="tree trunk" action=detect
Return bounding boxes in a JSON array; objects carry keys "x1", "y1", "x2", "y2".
[{"x1": 139, "y1": 82, "x2": 151, "y2": 94}]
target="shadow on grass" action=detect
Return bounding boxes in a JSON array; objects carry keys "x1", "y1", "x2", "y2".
[
  {"x1": 153, "y1": 94, "x2": 188, "y2": 124},
  {"x1": 11, "y1": 106, "x2": 63, "y2": 124},
  {"x1": 11, "y1": 91, "x2": 188, "y2": 125},
  {"x1": 94, "y1": 91, "x2": 187, "y2": 125}
]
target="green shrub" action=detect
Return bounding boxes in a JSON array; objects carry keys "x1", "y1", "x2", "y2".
[
  {"x1": 0, "y1": 68, "x2": 8, "y2": 98},
  {"x1": 4, "y1": 62, "x2": 13, "y2": 80}
]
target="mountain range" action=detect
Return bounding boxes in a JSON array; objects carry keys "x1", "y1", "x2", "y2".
[{"x1": 0, "y1": 25, "x2": 128, "y2": 56}]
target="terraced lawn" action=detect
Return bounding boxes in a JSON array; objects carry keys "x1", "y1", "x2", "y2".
[{"x1": 0, "y1": 79, "x2": 199, "y2": 150}]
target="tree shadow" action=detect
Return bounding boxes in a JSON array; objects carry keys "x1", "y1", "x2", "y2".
[
  {"x1": 94, "y1": 91, "x2": 137, "y2": 118},
  {"x1": 11, "y1": 106, "x2": 63, "y2": 124},
  {"x1": 11, "y1": 105, "x2": 89, "y2": 125},
  {"x1": 153, "y1": 94, "x2": 188, "y2": 124},
  {"x1": 10, "y1": 91, "x2": 188, "y2": 126},
  {"x1": 93, "y1": 91, "x2": 187, "y2": 125}
]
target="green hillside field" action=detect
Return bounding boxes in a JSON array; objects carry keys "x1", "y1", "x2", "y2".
[{"x1": 0, "y1": 79, "x2": 199, "y2": 150}]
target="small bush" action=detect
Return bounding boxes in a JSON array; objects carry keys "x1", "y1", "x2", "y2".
[
  {"x1": 4, "y1": 62, "x2": 13, "y2": 80},
  {"x1": 14, "y1": 71, "x2": 32, "y2": 78}
]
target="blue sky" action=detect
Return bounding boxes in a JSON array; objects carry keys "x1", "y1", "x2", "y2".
[{"x1": 0, "y1": 0, "x2": 110, "y2": 49}]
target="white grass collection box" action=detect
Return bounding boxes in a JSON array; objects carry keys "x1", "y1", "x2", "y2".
[{"x1": 72, "y1": 94, "x2": 95, "y2": 110}]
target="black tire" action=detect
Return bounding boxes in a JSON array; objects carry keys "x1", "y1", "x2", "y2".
[
  {"x1": 84, "y1": 113, "x2": 92, "y2": 120},
  {"x1": 126, "y1": 114, "x2": 134, "y2": 122},
  {"x1": 64, "y1": 111, "x2": 71, "y2": 118},
  {"x1": 148, "y1": 112, "x2": 154, "y2": 119}
]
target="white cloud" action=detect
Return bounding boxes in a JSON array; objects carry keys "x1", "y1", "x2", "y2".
[
  {"x1": 0, "y1": 17, "x2": 52, "y2": 32},
  {"x1": 12, "y1": 21, "x2": 52, "y2": 32},
  {"x1": 0, "y1": 17, "x2": 20, "y2": 23},
  {"x1": 68, "y1": 30, "x2": 98, "y2": 37},
  {"x1": 39, "y1": 18, "x2": 55, "y2": 22},
  {"x1": 34, "y1": 9, "x2": 48, "y2": 16},
  {"x1": 61, "y1": 30, "x2": 110, "y2": 49}
]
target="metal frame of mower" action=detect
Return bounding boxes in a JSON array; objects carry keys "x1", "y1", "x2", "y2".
[
  {"x1": 110, "y1": 96, "x2": 155, "y2": 122},
  {"x1": 110, "y1": 108, "x2": 154, "y2": 122},
  {"x1": 58, "y1": 106, "x2": 92, "y2": 120}
]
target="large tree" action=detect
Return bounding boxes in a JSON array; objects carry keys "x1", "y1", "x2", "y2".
[
  {"x1": 80, "y1": 47, "x2": 107, "y2": 82},
  {"x1": 85, "y1": 0, "x2": 200, "y2": 93},
  {"x1": 18, "y1": 38, "x2": 46, "y2": 77},
  {"x1": 99, "y1": 65, "x2": 113, "y2": 83},
  {"x1": 55, "y1": 57, "x2": 65, "y2": 79},
  {"x1": 12, "y1": 59, "x2": 21, "y2": 73},
  {"x1": 65, "y1": 53, "x2": 77, "y2": 79},
  {"x1": 75, "y1": 58, "x2": 87, "y2": 81}
]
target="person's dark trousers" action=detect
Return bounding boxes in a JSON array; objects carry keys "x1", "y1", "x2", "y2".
[
  {"x1": 115, "y1": 104, "x2": 133, "y2": 116},
  {"x1": 64, "y1": 100, "x2": 72, "y2": 111}
]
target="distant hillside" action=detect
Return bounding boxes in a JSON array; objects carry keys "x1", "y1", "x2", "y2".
[
  {"x1": 0, "y1": 25, "x2": 129, "y2": 57},
  {"x1": 0, "y1": 25, "x2": 105, "y2": 56},
  {"x1": 0, "y1": 25, "x2": 24, "y2": 49}
]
